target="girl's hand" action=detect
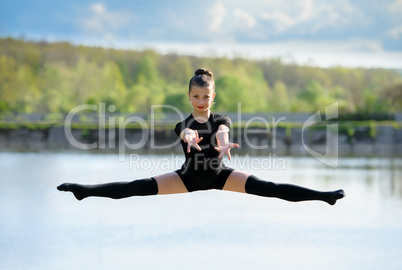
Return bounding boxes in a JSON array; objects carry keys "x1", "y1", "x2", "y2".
[
  {"x1": 184, "y1": 130, "x2": 203, "y2": 153},
  {"x1": 214, "y1": 139, "x2": 239, "y2": 160}
]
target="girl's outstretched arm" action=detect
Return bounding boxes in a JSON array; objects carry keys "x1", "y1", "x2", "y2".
[
  {"x1": 214, "y1": 125, "x2": 239, "y2": 160},
  {"x1": 180, "y1": 128, "x2": 203, "y2": 153}
]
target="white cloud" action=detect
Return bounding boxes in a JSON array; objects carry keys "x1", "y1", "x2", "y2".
[
  {"x1": 91, "y1": 3, "x2": 105, "y2": 13},
  {"x1": 144, "y1": 39, "x2": 401, "y2": 68},
  {"x1": 390, "y1": 0, "x2": 402, "y2": 13},
  {"x1": 209, "y1": 2, "x2": 226, "y2": 32},
  {"x1": 330, "y1": 0, "x2": 365, "y2": 24},
  {"x1": 298, "y1": 0, "x2": 314, "y2": 21},
  {"x1": 260, "y1": 0, "x2": 365, "y2": 34},
  {"x1": 234, "y1": 9, "x2": 256, "y2": 29},
  {"x1": 388, "y1": 25, "x2": 402, "y2": 39},
  {"x1": 260, "y1": 0, "x2": 316, "y2": 32},
  {"x1": 80, "y1": 2, "x2": 133, "y2": 40},
  {"x1": 260, "y1": 11, "x2": 295, "y2": 31}
]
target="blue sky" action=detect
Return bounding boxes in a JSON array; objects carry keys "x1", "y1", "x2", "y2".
[{"x1": 1, "y1": 0, "x2": 402, "y2": 68}]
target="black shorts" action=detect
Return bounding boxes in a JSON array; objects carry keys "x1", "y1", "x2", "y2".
[{"x1": 174, "y1": 166, "x2": 234, "y2": 192}]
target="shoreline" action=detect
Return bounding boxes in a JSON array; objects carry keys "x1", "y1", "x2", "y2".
[{"x1": 1, "y1": 124, "x2": 400, "y2": 157}]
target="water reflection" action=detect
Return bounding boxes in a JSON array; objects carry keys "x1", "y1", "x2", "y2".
[
  {"x1": 1, "y1": 152, "x2": 402, "y2": 270},
  {"x1": 337, "y1": 157, "x2": 402, "y2": 198}
]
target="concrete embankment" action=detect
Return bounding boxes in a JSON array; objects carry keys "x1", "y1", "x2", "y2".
[{"x1": 1, "y1": 125, "x2": 401, "y2": 156}]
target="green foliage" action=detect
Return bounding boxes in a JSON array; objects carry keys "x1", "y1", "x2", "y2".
[
  {"x1": 214, "y1": 66, "x2": 269, "y2": 112},
  {"x1": 270, "y1": 80, "x2": 289, "y2": 112},
  {"x1": 0, "y1": 100, "x2": 10, "y2": 113},
  {"x1": 369, "y1": 121, "x2": 377, "y2": 139},
  {"x1": 0, "y1": 37, "x2": 401, "y2": 116},
  {"x1": 215, "y1": 75, "x2": 246, "y2": 111},
  {"x1": 166, "y1": 56, "x2": 193, "y2": 86},
  {"x1": 381, "y1": 83, "x2": 402, "y2": 111},
  {"x1": 135, "y1": 53, "x2": 159, "y2": 84}
]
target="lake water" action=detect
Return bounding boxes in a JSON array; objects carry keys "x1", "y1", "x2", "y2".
[{"x1": 1, "y1": 151, "x2": 402, "y2": 270}]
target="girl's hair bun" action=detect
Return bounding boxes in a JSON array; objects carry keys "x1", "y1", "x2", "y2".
[
  {"x1": 189, "y1": 68, "x2": 215, "y2": 91},
  {"x1": 195, "y1": 68, "x2": 213, "y2": 78}
]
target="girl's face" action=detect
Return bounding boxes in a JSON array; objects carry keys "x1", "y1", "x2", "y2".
[{"x1": 188, "y1": 85, "x2": 216, "y2": 113}]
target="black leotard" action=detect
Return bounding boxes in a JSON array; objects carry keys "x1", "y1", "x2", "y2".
[{"x1": 174, "y1": 113, "x2": 234, "y2": 192}]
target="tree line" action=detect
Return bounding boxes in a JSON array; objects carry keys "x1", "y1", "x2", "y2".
[{"x1": 0, "y1": 37, "x2": 401, "y2": 118}]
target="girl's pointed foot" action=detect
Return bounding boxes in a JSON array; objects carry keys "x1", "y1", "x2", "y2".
[
  {"x1": 325, "y1": 189, "x2": 345, "y2": 205},
  {"x1": 57, "y1": 183, "x2": 87, "y2": 201}
]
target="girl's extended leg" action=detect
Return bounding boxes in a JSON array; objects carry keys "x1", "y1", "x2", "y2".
[
  {"x1": 153, "y1": 171, "x2": 188, "y2": 195},
  {"x1": 223, "y1": 170, "x2": 345, "y2": 205},
  {"x1": 57, "y1": 171, "x2": 188, "y2": 200}
]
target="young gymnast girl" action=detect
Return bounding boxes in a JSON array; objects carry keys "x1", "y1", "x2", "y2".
[{"x1": 58, "y1": 68, "x2": 345, "y2": 205}]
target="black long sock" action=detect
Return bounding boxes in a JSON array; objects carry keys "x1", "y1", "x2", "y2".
[
  {"x1": 57, "y1": 177, "x2": 158, "y2": 200},
  {"x1": 245, "y1": 175, "x2": 344, "y2": 205}
]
